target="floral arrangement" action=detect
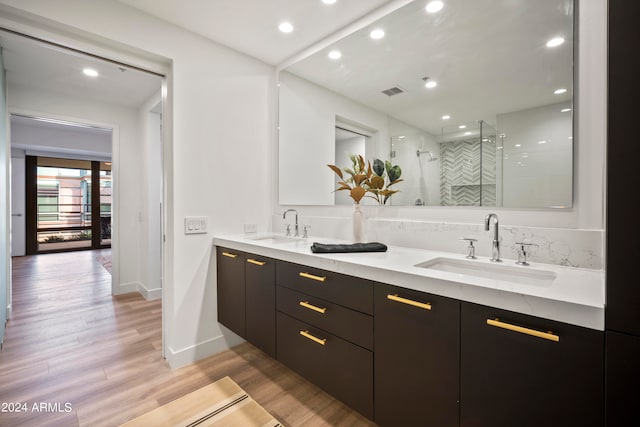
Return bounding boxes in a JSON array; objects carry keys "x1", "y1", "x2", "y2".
[{"x1": 327, "y1": 153, "x2": 403, "y2": 205}]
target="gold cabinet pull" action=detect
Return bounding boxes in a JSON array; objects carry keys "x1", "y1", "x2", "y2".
[
  {"x1": 299, "y1": 272, "x2": 326, "y2": 282},
  {"x1": 387, "y1": 294, "x2": 432, "y2": 310},
  {"x1": 299, "y1": 330, "x2": 327, "y2": 346},
  {"x1": 221, "y1": 252, "x2": 238, "y2": 258},
  {"x1": 487, "y1": 318, "x2": 560, "y2": 342},
  {"x1": 246, "y1": 258, "x2": 266, "y2": 266},
  {"x1": 299, "y1": 301, "x2": 327, "y2": 314}
]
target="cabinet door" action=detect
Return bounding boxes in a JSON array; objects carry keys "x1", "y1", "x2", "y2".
[
  {"x1": 216, "y1": 247, "x2": 245, "y2": 338},
  {"x1": 245, "y1": 254, "x2": 276, "y2": 357},
  {"x1": 461, "y1": 302, "x2": 604, "y2": 427},
  {"x1": 374, "y1": 283, "x2": 460, "y2": 427},
  {"x1": 606, "y1": 331, "x2": 640, "y2": 426},
  {"x1": 606, "y1": 0, "x2": 640, "y2": 337}
]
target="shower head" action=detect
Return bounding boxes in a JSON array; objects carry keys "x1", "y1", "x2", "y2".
[{"x1": 417, "y1": 150, "x2": 438, "y2": 162}]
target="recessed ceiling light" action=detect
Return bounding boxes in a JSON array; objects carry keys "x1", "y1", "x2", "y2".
[
  {"x1": 546, "y1": 37, "x2": 565, "y2": 48},
  {"x1": 279, "y1": 22, "x2": 294, "y2": 33},
  {"x1": 424, "y1": 80, "x2": 437, "y2": 89},
  {"x1": 537, "y1": 140, "x2": 548, "y2": 144},
  {"x1": 370, "y1": 29, "x2": 385, "y2": 40},
  {"x1": 561, "y1": 108, "x2": 572, "y2": 112},
  {"x1": 458, "y1": 125, "x2": 467, "y2": 129},
  {"x1": 328, "y1": 50, "x2": 342, "y2": 60},
  {"x1": 442, "y1": 115, "x2": 450, "y2": 120},
  {"x1": 515, "y1": 144, "x2": 521, "y2": 147},
  {"x1": 554, "y1": 88, "x2": 567, "y2": 94},
  {"x1": 426, "y1": 1, "x2": 444, "y2": 13},
  {"x1": 322, "y1": 0, "x2": 337, "y2": 4},
  {"x1": 464, "y1": 131, "x2": 472, "y2": 135},
  {"x1": 83, "y1": 68, "x2": 99, "y2": 77},
  {"x1": 398, "y1": 135, "x2": 405, "y2": 139}
]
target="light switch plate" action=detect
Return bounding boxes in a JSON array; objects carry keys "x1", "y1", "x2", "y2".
[{"x1": 185, "y1": 216, "x2": 208, "y2": 234}]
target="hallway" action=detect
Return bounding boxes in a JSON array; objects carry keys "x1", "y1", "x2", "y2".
[{"x1": 1, "y1": 250, "x2": 163, "y2": 426}]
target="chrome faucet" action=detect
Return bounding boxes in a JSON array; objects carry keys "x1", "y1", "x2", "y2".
[
  {"x1": 283, "y1": 209, "x2": 299, "y2": 237},
  {"x1": 484, "y1": 213, "x2": 502, "y2": 262}
]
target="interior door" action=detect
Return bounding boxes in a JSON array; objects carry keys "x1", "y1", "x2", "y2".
[{"x1": 10, "y1": 156, "x2": 25, "y2": 256}]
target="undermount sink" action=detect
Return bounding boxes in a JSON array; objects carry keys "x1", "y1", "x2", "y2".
[
  {"x1": 415, "y1": 257, "x2": 557, "y2": 287},
  {"x1": 249, "y1": 234, "x2": 304, "y2": 244}
]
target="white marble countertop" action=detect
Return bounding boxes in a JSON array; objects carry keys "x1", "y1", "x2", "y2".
[{"x1": 213, "y1": 233, "x2": 605, "y2": 330}]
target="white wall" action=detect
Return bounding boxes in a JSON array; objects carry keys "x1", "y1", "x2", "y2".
[
  {"x1": 0, "y1": 47, "x2": 9, "y2": 344},
  {"x1": 0, "y1": 0, "x2": 275, "y2": 367},
  {"x1": 279, "y1": 71, "x2": 390, "y2": 205},
  {"x1": 8, "y1": 83, "x2": 143, "y2": 294},
  {"x1": 139, "y1": 92, "x2": 162, "y2": 300},
  {"x1": 498, "y1": 102, "x2": 573, "y2": 208}
]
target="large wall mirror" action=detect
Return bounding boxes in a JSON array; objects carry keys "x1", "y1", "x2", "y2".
[{"x1": 278, "y1": 0, "x2": 574, "y2": 208}]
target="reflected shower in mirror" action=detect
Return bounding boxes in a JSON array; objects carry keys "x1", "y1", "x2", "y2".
[{"x1": 278, "y1": 0, "x2": 574, "y2": 208}]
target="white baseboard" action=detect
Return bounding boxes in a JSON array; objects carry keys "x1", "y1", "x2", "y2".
[
  {"x1": 114, "y1": 281, "x2": 162, "y2": 301},
  {"x1": 137, "y1": 283, "x2": 162, "y2": 301},
  {"x1": 166, "y1": 331, "x2": 245, "y2": 369}
]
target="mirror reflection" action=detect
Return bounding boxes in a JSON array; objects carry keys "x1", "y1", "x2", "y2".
[{"x1": 278, "y1": 0, "x2": 574, "y2": 207}]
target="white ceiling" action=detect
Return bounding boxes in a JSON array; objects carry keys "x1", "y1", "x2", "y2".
[
  {"x1": 0, "y1": 31, "x2": 163, "y2": 109},
  {"x1": 116, "y1": 0, "x2": 393, "y2": 65}
]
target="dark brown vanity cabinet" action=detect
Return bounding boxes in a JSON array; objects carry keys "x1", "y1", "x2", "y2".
[
  {"x1": 460, "y1": 302, "x2": 604, "y2": 427},
  {"x1": 216, "y1": 247, "x2": 276, "y2": 357},
  {"x1": 374, "y1": 283, "x2": 461, "y2": 427},
  {"x1": 245, "y1": 254, "x2": 276, "y2": 358},
  {"x1": 216, "y1": 247, "x2": 246, "y2": 338},
  {"x1": 275, "y1": 260, "x2": 374, "y2": 419}
]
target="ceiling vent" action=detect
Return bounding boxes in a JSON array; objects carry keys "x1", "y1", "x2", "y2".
[{"x1": 382, "y1": 86, "x2": 406, "y2": 96}]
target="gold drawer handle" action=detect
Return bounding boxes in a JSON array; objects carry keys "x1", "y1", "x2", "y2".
[
  {"x1": 299, "y1": 301, "x2": 327, "y2": 314},
  {"x1": 299, "y1": 272, "x2": 326, "y2": 282},
  {"x1": 246, "y1": 258, "x2": 266, "y2": 266},
  {"x1": 387, "y1": 294, "x2": 432, "y2": 310},
  {"x1": 222, "y1": 252, "x2": 238, "y2": 258},
  {"x1": 300, "y1": 330, "x2": 327, "y2": 346},
  {"x1": 487, "y1": 318, "x2": 560, "y2": 342}
]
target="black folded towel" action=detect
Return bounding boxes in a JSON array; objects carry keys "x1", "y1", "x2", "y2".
[{"x1": 310, "y1": 242, "x2": 388, "y2": 253}]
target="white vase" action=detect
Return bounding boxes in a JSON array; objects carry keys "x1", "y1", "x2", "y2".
[{"x1": 353, "y1": 203, "x2": 364, "y2": 242}]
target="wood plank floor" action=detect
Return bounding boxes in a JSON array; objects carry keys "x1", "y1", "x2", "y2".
[{"x1": 1, "y1": 250, "x2": 376, "y2": 427}]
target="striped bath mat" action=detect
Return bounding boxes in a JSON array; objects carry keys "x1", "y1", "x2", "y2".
[{"x1": 121, "y1": 376, "x2": 282, "y2": 427}]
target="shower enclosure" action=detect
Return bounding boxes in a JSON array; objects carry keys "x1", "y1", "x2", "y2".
[{"x1": 439, "y1": 120, "x2": 498, "y2": 206}]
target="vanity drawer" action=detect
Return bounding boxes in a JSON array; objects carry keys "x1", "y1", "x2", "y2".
[
  {"x1": 276, "y1": 311, "x2": 374, "y2": 419},
  {"x1": 276, "y1": 260, "x2": 373, "y2": 315},
  {"x1": 276, "y1": 285, "x2": 373, "y2": 350}
]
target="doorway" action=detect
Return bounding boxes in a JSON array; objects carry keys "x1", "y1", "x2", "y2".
[{"x1": 1, "y1": 29, "x2": 166, "y2": 353}]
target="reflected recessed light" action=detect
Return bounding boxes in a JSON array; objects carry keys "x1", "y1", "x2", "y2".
[
  {"x1": 464, "y1": 131, "x2": 472, "y2": 135},
  {"x1": 561, "y1": 108, "x2": 572, "y2": 112},
  {"x1": 546, "y1": 37, "x2": 565, "y2": 48},
  {"x1": 522, "y1": 153, "x2": 529, "y2": 158},
  {"x1": 370, "y1": 29, "x2": 385, "y2": 39},
  {"x1": 398, "y1": 135, "x2": 405, "y2": 139},
  {"x1": 279, "y1": 22, "x2": 294, "y2": 33},
  {"x1": 83, "y1": 68, "x2": 99, "y2": 77},
  {"x1": 328, "y1": 50, "x2": 342, "y2": 60},
  {"x1": 458, "y1": 125, "x2": 466, "y2": 129},
  {"x1": 537, "y1": 140, "x2": 548, "y2": 144},
  {"x1": 322, "y1": 0, "x2": 337, "y2": 4},
  {"x1": 424, "y1": 80, "x2": 437, "y2": 89},
  {"x1": 554, "y1": 88, "x2": 567, "y2": 94},
  {"x1": 426, "y1": 1, "x2": 444, "y2": 13},
  {"x1": 515, "y1": 144, "x2": 521, "y2": 147},
  {"x1": 442, "y1": 115, "x2": 450, "y2": 120}
]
